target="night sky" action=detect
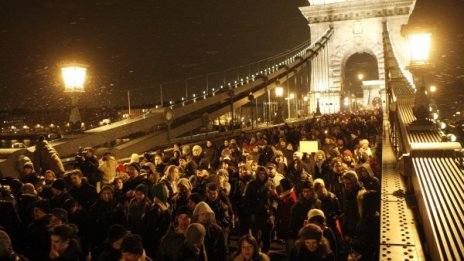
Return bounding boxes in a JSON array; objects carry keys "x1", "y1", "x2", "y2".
[{"x1": 0, "y1": 0, "x2": 463, "y2": 111}]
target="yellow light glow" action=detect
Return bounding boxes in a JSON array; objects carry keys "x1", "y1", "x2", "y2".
[
  {"x1": 430, "y1": 85, "x2": 437, "y2": 93},
  {"x1": 357, "y1": 73, "x2": 364, "y2": 80},
  {"x1": 303, "y1": 96, "x2": 308, "y2": 102},
  {"x1": 408, "y1": 33, "x2": 432, "y2": 64},
  {"x1": 275, "y1": 87, "x2": 284, "y2": 97},
  {"x1": 315, "y1": 93, "x2": 321, "y2": 99},
  {"x1": 62, "y1": 66, "x2": 86, "y2": 92},
  {"x1": 289, "y1": 93, "x2": 295, "y2": 99}
]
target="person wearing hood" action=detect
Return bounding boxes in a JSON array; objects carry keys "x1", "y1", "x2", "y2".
[
  {"x1": 97, "y1": 224, "x2": 128, "y2": 261},
  {"x1": 313, "y1": 179, "x2": 341, "y2": 239},
  {"x1": 340, "y1": 171, "x2": 365, "y2": 240},
  {"x1": 356, "y1": 163, "x2": 380, "y2": 193},
  {"x1": 244, "y1": 166, "x2": 272, "y2": 253},
  {"x1": 192, "y1": 202, "x2": 227, "y2": 261},
  {"x1": 289, "y1": 181, "x2": 321, "y2": 242},
  {"x1": 20, "y1": 161, "x2": 38, "y2": 185},
  {"x1": 159, "y1": 206, "x2": 192, "y2": 261},
  {"x1": 48, "y1": 224, "x2": 85, "y2": 261},
  {"x1": 177, "y1": 223, "x2": 207, "y2": 261}
]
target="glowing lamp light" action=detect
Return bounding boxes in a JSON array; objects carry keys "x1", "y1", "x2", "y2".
[
  {"x1": 440, "y1": 122, "x2": 446, "y2": 129},
  {"x1": 275, "y1": 87, "x2": 284, "y2": 97},
  {"x1": 357, "y1": 73, "x2": 364, "y2": 80},
  {"x1": 407, "y1": 33, "x2": 432, "y2": 65},
  {"x1": 430, "y1": 85, "x2": 437, "y2": 93},
  {"x1": 289, "y1": 93, "x2": 295, "y2": 99},
  {"x1": 62, "y1": 66, "x2": 86, "y2": 92},
  {"x1": 432, "y1": 112, "x2": 439, "y2": 120},
  {"x1": 315, "y1": 93, "x2": 321, "y2": 99},
  {"x1": 303, "y1": 96, "x2": 308, "y2": 102}
]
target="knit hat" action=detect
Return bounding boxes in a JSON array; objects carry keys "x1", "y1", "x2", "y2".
[
  {"x1": 279, "y1": 178, "x2": 293, "y2": 192},
  {"x1": 100, "y1": 185, "x2": 114, "y2": 194},
  {"x1": 177, "y1": 178, "x2": 192, "y2": 191},
  {"x1": 51, "y1": 208, "x2": 68, "y2": 223},
  {"x1": 23, "y1": 161, "x2": 34, "y2": 169},
  {"x1": 185, "y1": 223, "x2": 206, "y2": 245},
  {"x1": 33, "y1": 199, "x2": 51, "y2": 214},
  {"x1": 313, "y1": 178, "x2": 325, "y2": 188},
  {"x1": 0, "y1": 230, "x2": 13, "y2": 257},
  {"x1": 342, "y1": 170, "x2": 359, "y2": 185},
  {"x1": 129, "y1": 153, "x2": 141, "y2": 164},
  {"x1": 135, "y1": 184, "x2": 148, "y2": 197},
  {"x1": 265, "y1": 162, "x2": 276, "y2": 169},
  {"x1": 107, "y1": 224, "x2": 128, "y2": 243},
  {"x1": 176, "y1": 205, "x2": 192, "y2": 218},
  {"x1": 120, "y1": 234, "x2": 143, "y2": 255},
  {"x1": 293, "y1": 151, "x2": 303, "y2": 160},
  {"x1": 128, "y1": 162, "x2": 141, "y2": 173},
  {"x1": 298, "y1": 223, "x2": 323, "y2": 241},
  {"x1": 21, "y1": 183, "x2": 37, "y2": 196},
  {"x1": 343, "y1": 150, "x2": 353, "y2": 157},
  {"x1": 307, "y1": 209, "x2": 326, "y2": 222},
  {"x1": 51, "y1": 178, "x2": 66, "y2": 191},
  {"x1": 152, "y1": 183, "x2": 167, "y2": 204}
]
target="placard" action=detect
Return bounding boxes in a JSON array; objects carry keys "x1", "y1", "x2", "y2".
[{"x1": 300, "y1": 141, "x2": 318, "y2": 153}]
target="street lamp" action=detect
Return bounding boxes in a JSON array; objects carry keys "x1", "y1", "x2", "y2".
[
  {"x1": 62, "y1": 65, "x2": 86, "y2": 130},
  {"x1": 357, "y1": 73, "x2": 364, "y2": 80},
  {"x1": 315, "y1": 92, "x2": 321, "y2": 116},
  {"x1": 274, "y1": 86, "x2": 284, "y2": 124},
  {"x1": 404, "y1": 26, "x2": 433, "y2": 124}
]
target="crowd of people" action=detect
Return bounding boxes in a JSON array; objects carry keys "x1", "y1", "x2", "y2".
[{"x1": 0, "y1": 110, "x2": 382, "y2": 261}]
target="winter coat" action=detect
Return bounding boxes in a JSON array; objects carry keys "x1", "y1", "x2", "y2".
[
  {"x1": 276, "y1": 190, "x2": 297, "y2": 239},
  {"x1": 158, "y1": 225, "x2": 185, "y2": 261},
  {"x1": 69, "y1": 181, "x2": 98, "y2": 209},
  {"x1": 53, "y1": 239, "x2": 85, "y2": 261},
  {"x1": 289, "y1": 195, "x2": 321, "y2": 240},
  {"x1": 98, "y1": 157, "x2": 118, "y2": 185},
  {"x1": 192, "y1": 202, "x2": 228, "y2": 261}
]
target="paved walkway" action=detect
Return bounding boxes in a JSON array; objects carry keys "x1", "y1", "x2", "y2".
[{"x1": 378, "y1": 117, "x2": 424, "y2": 260}]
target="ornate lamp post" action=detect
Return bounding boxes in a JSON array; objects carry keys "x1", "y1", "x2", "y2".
[
  {"x1": 274, "y1": 86, "x2": 284, "y2": 124},
  {"x1": 62, "y1": 65, "x2": 86, "y2": 130},
  {"x1": 404, "y1": 26, "x2": 433, "y2": 124},
  {"x1": 315, "y1": 92, "x2": 321, "y2": 116}
]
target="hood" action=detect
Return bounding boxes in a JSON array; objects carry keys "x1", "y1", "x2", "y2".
[{"x1": 192, "y1": 201, "x2": 216, "y2": 225}]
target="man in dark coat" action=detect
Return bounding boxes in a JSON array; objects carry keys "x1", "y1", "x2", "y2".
[
  {"x1": 75, "y1": 147, "x2": 101, "y2": 187},
  {"x1": 244, "y1": 166, "x2": 272, "y2": 253},
  {"x1": 50, "y1": 179, "x2": 72, "y2": 209},
  {"x1": 159, "y1": 206, "x2": 192, "y2": 261},
  {"x1": 289, "y1": 181, "x2": 321, "y2": 241},
  {"x1": 68, "y1": 169, "x2": 98, "y2": 210}
]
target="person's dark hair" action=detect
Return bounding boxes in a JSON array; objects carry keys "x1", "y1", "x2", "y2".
[
  {"x1": 234, "y1": 234, "x2": 260, "y2": 261},
  {"x1": 49, "y1": 224, "x2": 78, "y2": 241}
]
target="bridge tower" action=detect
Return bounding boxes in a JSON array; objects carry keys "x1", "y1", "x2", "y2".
[{"x1": 300, "y1": 0, "x2": 416, "y2": 114}]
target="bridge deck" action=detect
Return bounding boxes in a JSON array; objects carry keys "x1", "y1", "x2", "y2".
[{"x1": 379, "y1": 117, "x2": 424, "y2": 260}]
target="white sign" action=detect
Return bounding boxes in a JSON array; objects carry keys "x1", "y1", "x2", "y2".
[{"x1": 300, "y1": 141, "x2": 318, "y2": 153}]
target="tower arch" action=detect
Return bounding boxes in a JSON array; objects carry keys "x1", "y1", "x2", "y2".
[{"x1": 300, "y1": 0, "x2": 416, "y2": 114}]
